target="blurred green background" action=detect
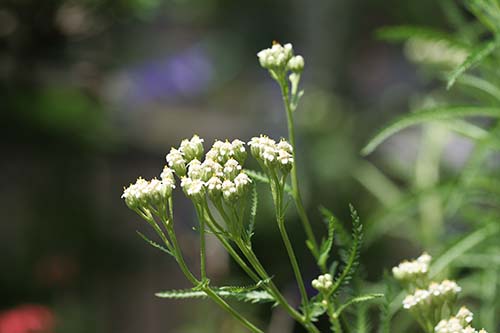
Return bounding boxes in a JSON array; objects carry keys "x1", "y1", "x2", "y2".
[{"x1": 0, "y1": 0, "x2": 474, "y2": 332}]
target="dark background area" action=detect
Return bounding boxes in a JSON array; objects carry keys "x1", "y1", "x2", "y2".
[{"x1": 0, "y1": 0, "x2": 455, "y2": 332}]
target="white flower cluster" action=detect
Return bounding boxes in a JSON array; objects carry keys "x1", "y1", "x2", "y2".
[
  {"x1": 166, "y1": 135, "x2": 205, "y2": 176},
  {"x1": 392, "y1": 252, "x2": 431, "y2": 282},
  {"x1": 122, "y1": 166, "x2": 176, "y2": 209},
  {"x1": 311, "y1": 273, "x2": 333, "y2": 292},
  {"x1": 257, "y1": 42, "x2": 304, "y2": 72},
  {"x1": 175, "y1": 138, "x2": 252, "y2": 203},
  {"x1": 402, "y1": 280, "x2": 461, "y2": 310},
  {"x1": 248, "y1": 135, "x2": 294, "y2": 174},
  {"x1": 435, "y1": 307, "x2": 487, "y2": 333}
]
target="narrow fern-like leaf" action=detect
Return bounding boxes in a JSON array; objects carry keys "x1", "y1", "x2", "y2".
[
  {"x1": 333, "y1": 293, "x2": 383, "y2": 318},
  {"x1": 329, "y1": 205, "x2": 363, "y2": 295},
  {"x1": 447, "y1": 39, "x2": 500, "y2": 89},
  {"x1": 156, "y1": 286, "x2": 275, "y2": 304},
  {"x1": 319, "y1": 206, "x2": 351, "y2": 246},
  {"x1": 317, "y1": 210, "x2": 336, "y2": 271},
  {"x1": 136, "y1": 231, "x2": 174, "y2": 257},
  {"x1": 246, "y1": 183, "x2": 258, "y2": 240},
  {"x1": 376, "y1": 25, "x2": 467, "y2": 48},
  {"x1": 361, "y1": 106, "x2": 500, "y2": 155}
]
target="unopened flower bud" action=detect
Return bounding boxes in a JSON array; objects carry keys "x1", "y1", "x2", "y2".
[
  {"x1": 166, "y1": 148, "x2": 186, "y2": 177},
  {"x1": 181, "y1": 177, "x2": 206, "y2": 203},
  {"x1": 187, "y1": 159, "x2": 203, "y2": 180},
  {"x1": 223, "y1": 158, "x2": 242, "y2": 180},
  {"x1": 231, "y1": 139, "x2": 247, "y2": 164},
  {"x1": 201, "y1": 159, "x2": 223, "y2": 181},
  {"x1": 222, "y1": 180, "x2": 238, "y2": 202},
  {"x1": 312, "y1": 273, "x2": 333, "y2": 292},
  {"x1": 234, "y1": 172, "x2": 251, "y2": 195},
  {"x1": 206, "y1": 176, "x2": 222, "y2": 200},
  {"x1": 287, "y1": 55, "x2": 304, "y2": 72},
  {"x1": 179, "y1": 134, "x2": 204, "y2": 162}
]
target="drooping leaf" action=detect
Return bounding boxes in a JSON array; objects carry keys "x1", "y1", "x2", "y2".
[
  {"x1": 361, "y1": 106, "x2": 500, "y2": 155},
  {"x1": 136, "y1": 231, "x2": 174, "y2": 257},
  {"x1": 447, "y1": 39, "x2": 500, "y2": 89},
  {"x1": 333, "y1": 293, "x2": 384, "y2": 318},
  {"x1": 245, "y1": 169, "x2": 293, "y2": 194}
]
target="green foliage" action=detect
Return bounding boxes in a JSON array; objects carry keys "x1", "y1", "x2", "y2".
[
  {"x1": 361, "y1": 106, "x2": 500, "y2": 155},
  {"x1": 447, "y1": 39, "x2": 500, "y2": 89},
  {"x1": 333, "y1": 293, "x2": 383, "y2": 318},
  {"x1": 329, "y1": 205, "x2": 363, "y2": 295},
  {"x1": 136, "y1": 231, "x2": 175, "y2": 257},
  {"x1": 155, "y1": 287, "x2": 275, "y2": 304}
]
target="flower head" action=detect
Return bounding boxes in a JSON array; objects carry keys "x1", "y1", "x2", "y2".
[
  {"x1": 392, "y1": 252, "x2": 431, "y2": 283},
  {"x1": 311, "y1": 274, "x2": 333, "y2": 292},
  {"x1": 257, "y1": 42, "x2": 294, "y2": 70},
  {"x1": 287, "y1": 55, "x2": 305, "y2": 72},
  {"x1": 248, "y1": 135, "x2": 294, "y2": 174}
]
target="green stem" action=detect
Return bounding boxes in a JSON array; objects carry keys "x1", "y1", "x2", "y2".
[
  {"x1": 195, "y1": 204, "x2": 207, "y2": 280},
  {"x1": 164, "y1": 218, "x2": 263, "y2": 333},
  {"x1": 274, "y1": 175, "x2": 310, "y2": 320},
  {"x1": 279, "y1": 78, "x2": 319, "y2": 258},
  {"x1": 202, "y1": 287, "x2": 264, "y2": 333},
  {"x1": 327, "y1": 300, "x2": 343, "y2": 333}
]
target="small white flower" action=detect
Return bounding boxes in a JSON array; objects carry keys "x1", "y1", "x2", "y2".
[
  {"x1": 181, "y1": 177, "x2": 205, "y2": 202},
  {"x1": 187, "y1": 159, "x2": 203, "y2": 180},
  {"x1": 456, "y1": 307, "x2": 473, "y2": 325}
]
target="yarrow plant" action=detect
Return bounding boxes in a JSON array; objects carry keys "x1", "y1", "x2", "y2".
[
  {"x1": 393, "y1": 253, "x2": 488, "y2": 333},
  {"x1": 121, "y1": 42, "x2": 382, "y2": 333}
]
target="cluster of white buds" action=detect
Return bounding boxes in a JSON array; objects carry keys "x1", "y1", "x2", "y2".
[
  {"x1": 248, "y1": 135, "x2": 294, "y2": 174},
  {"x1": 435, "y1": 307, "x2": 487, "y2": 333},
  {"x1": 257, "y1": 42, "x2": 304, "y2": 73},
  {"x1": 311, "y1": 273, "x2": 333, "y2": 292},
  {"x1": 122, "y1": 167, "x2": 176, "y2": 209},
  {"x1": 166, "y1": 135, "x2": 205, "y2": 176},
  {"x1": 169, "y1": 137, "x2": 251, "y2": 204},
  {"x1": 402, "y1": 280, "x2": 461, "y2": 310},
  {"x1": 205, "y1": 139, "x2": 247, "y2": 165},
  {"x1": 393, "y1": 252, "x2": 431, "y2": 283}
]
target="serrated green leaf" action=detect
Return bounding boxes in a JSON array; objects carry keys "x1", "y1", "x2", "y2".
[
  {"x1": 317, "y1": 208, "x2": 336, "y2": 271},
  {"x1": 361, "y1": 106, "x2": 500, "y2": 155},
  {"x1": 246, "y1": 183, "x2": 258, "y2": 240},
  {"x1": 447, "y1": 39, "x2": 500, "y2": 89},
  {"x1": 156, "y1": 285, "x2": 275, "y2": 304},
  {"x1": 329, "y1": 205, "x2": 363, "y2": 296},
  {"x1": 136, "y1": 231, "x2": 174, "y2": 257},
  {"x1": 334, "y1": 293, "x2": 384, "y2": 318}
]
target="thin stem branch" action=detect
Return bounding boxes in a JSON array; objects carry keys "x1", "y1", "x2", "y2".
[{"x1": 278, "y1": 78, "x2": 319, "y2": 258}]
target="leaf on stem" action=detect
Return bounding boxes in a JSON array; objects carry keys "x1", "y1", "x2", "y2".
[
  {"x1": 361, "y1": 106, "x2": 500, "y2": 155},
  {"x1": 447, "y1": 39, "x2": 500, "y2": 89},
  {"x1": 317, "y1": 209, "x2": 336, "y2": 270},
  {"x1": 329, "y1": 205, "x2": 363, "y2": 296},
  {"x1": 156, "y1": 283, "x2": 275, "y2": 304},
  {"x1": 333, "y1": 293, "x2": 384, "y2": 318},
  {"x1": 246, "y1": 183, "x2": 258, "y2": 240},
  {"x1": 136, "y1": 231, "x2": 175, "y2": 257},
  {"x1": 245, "y1": 169, "x2": 293, "y2": 194}
]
